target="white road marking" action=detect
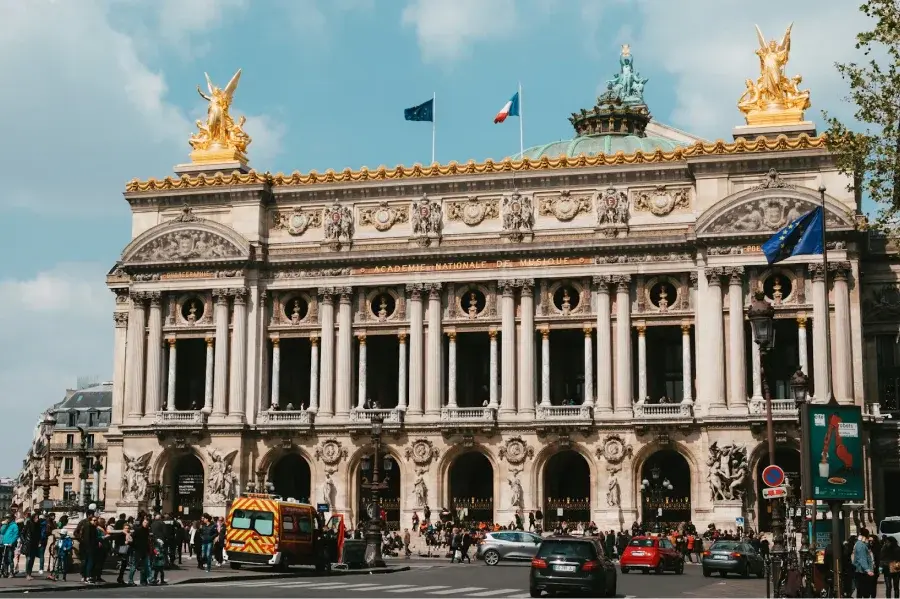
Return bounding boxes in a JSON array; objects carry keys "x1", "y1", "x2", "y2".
[
  {"x1": 284, "y1": 582, "x2": 355, "y2": 589},
  {"x1": 469, "y1": 590, "x2": 523, "y2": 597},
  {"x1": 429, "y1": 587, "x2": 487, "y2": 595},
  {"x1": 387, "y1": 586, "x2": 451, "y2": 593},
  {"x1": 364, "y1": 584, "x2": 419, "y2": 591}
]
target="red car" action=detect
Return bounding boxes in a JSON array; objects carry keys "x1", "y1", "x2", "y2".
[{"x1": 619, "y1": 536, "x2": 685, "y2": 574}]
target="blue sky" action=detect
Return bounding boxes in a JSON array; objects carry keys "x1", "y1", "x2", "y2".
[{"x1": 0, "y1": 0, "x2": 872, "y2": 475}]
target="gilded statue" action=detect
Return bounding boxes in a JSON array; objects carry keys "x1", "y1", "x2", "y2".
[
  {"x1": 189, "y1": 69, "x2": 252, "y2": 164},
  {"x1": 738, "y1": 24, "x2": 810, "y2": 126}
]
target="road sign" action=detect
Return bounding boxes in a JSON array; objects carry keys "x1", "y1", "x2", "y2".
[
  {"x1": 735, "y1": 517, "x2": 745, "y2": 527},
  {"x1": 317, "y1": 503, "x2": 330, "y2": 513},
  {"x1": 762, "y1": 465, "x2": 786, "y2": 487},
  {"x1": 763, "y1": 486, "x2": 788, "y2": 499}
]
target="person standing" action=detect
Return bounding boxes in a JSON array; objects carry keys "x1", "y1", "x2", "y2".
[
  {"x1": 22, "y1": 513, "x2": 40, "y2": 580},
  {"x1": 198, "y1": 515, "x2": 217, "y2": 573},
  {"x1": 881, "y1": 536, "x2": 900, "y2": 599},
  {"x1": 129, "y1": 517, "x2": 151, "y2": 586},
  {"x1": 115, "y1": 524, "x2": 133, "y2": 585},
  {"x1": 852, "y1": 529, "x2": 876, "y2": 599}
]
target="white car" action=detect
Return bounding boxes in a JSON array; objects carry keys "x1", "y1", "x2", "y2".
[{"x1": 879, "y1": 517, "x2": 900, "y2": 545}]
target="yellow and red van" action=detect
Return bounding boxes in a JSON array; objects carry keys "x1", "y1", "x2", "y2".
[{"x1": 225, "y1": 493, "x2": 328, "y2": 570}]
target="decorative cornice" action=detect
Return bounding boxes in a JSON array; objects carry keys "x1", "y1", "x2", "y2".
[{"x1": 124, "y1": 134, "x2": 826, "y2": 193}]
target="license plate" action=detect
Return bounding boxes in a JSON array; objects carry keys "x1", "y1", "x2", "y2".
[
  {"x1": 713, "y1": 555, "x2": 728, "y2": 560},
  {"x1": 553, "y1": 565, "x2": 577, "y2": 572},
  {"x1": 631, "y1": 551, "x2": 645, "y2": 556},
  {"x1": 229, "y1": 541, "x2": 244, "y2": 546}
]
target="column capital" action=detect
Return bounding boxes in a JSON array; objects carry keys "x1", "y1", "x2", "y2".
[
  {"x1": 318, "y1": 287, "x2": 336, "y2": 303},
  {"x1": 147, "y1": 291, "x2": 163, "y2": 307},
  {"x1": 829, "y1": 260, "x2": 852, "y2": 281},
  {"x1": 310, "y1": 334, "x2": 319, "y2": 347},
  {"x1": 447, "y1": 330, "x2": 457, "y2": 341},
  {"x1": 705, "y1": 267, "x2": 726, "y2": 286},
  {"x1": 405, "y1": 282, "x2": 425, "y2": 300},
  {"x1": 592, "y1": 275, "x2": 613, "y2": 292},
  {"x1": 539, "y1": 326, "x2": 550, "y2": 340},
  {"x1": 167, "y1": 337, "x2": 177, "y2": 348},
  {"x1": 488, "y1": 328, "x2": 498, "y2": 339},
  {"x1": 114, "y1": 312, "x2": 129, "y2": 328},
  {"x1": 398, "y1": 332, "x2": 407, "y2": 343},
  {"x1": 130, "y1": 291, "x2": 150, "y2": 305},
  {"x1": 213, "y1": 288, "x2": 231, "y2": 305},
  {"x1": 797, "y1": 314, "x2": 807, "y2": 328},
  {"x1": 229, "y1": 287, "x2": 249, "y2": 304},
  {"x1": 636, "y1": 324, "x2": 647, "y2": 336},
  {"x1": 583, "y1": 324, "x2": 593, "y2": 337},
  {"x1": 681, "y1": 323, "x2": 692, "y2": 335},
  {"x1": 613, "y1": 275, "x2": 631, "y2": 293},
  {"x1": 337, "y1": 286, "x2": 353, "y2": 303},
  {"x1": 272, "y1": 337, "x2": 280, "y2": 347},
  {"x1": 427, "y1": 282, "x2": 442, "y2": 300},
  {"x1": 357, "y1": 334, "x2": 367, "y2": 345},
  {"x1": 518, "y1": 279, "x2": 535, "y2": 295},
  {"x1": 726, "y1": 266, "x2": 745, "y2": 286},
  {"x1": 498, "y1": 279, "x2": 517, "y2": 296},
  {"x1": 205, "y1": 337, "x2": 214, "y2": 347},
  {"x1": 807, "y1": 262, "x2": 827, "y2": 282}
]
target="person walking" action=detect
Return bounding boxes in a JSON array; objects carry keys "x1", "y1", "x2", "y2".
[
  {"x1": 1, "y1": 516, "x2": 19, "y2": 577},
  {"x1": 461, "y1": 530, "x2": 473, "y2": 564},
  {"x1": 198, "y1": 515, "x2": 217, "y2": 573},
  {"x1": 852, "y1": 529, "x2": 876, "y2": 599},
  {"x1": 129, "y1": 517, "x2": 152, "y2": 586},
  {"x1": 402, "y1": 528, "x2": 411, "y2": 558},
  {"x1": 882, "y1": 536, "x2": 900, "y2": 599},
  {"x1": 115, "y1": 524, "x2": 133, "y2": 585},
  {"x1": 22, "y1": 513, "x2": 40, "y2": 580}
]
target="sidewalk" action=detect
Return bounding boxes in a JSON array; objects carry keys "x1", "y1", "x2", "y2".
[{"x1": 0, "y1": 563, "x2": 410, "y2": 594}]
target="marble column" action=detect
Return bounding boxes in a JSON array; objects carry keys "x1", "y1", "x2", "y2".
[
  {"x1": 593, "y1": 276, "x2": 613, "y2": 414},
  {"x1": 204, "y1": 337, "x2": 214, "y2": 412},
  {"x1": 212, "y1": 290, "x2": 231, "y2": 417},
  {"x1": 144, "y1": 292, "x2": 163, "y2": 414},
  {"x1": 832, "y1": 262, "x2": 853, "y2": 404},
  {"x1": 228, "y1": 288, "x2": 248, "y2": 418},
  {"x1": 797, "y1": 316, "x2": 809, "y2": 374},
  {"x1": 518, "y1": 280, "x2": 535, "y2": 416},
  {"x1": 706, "y1": 268, "x2": 727, "y2": 411},
  {"x1": 681, "y1": 324, "x2": 693, "y2": 403},
  {"x1": 125, "y1": 293, "x2": 147, "y2": 419},
  {"x1": 447, "y1": 331, "x2": 457, "y2": 407},
  {"x1": 614, "y1": 276, "x2": 632, "y2": 412},
  {"x1": 318, "y1": 289, "x2": 336, "y2": 416},
  {"x1": 270, "y1": 338, "x2": 281, "y2": 409},
  {"x1": 425, "y1": 284, "x2": 443, "y2": 416},
  {"x1": 357, "y1": 335, "x2": 367, "y2": 409},
  {"x1": 335, "y1": 288, "x2": 353, "y2": 418},
  {"x1": 93, "y1": 466, "x2": 101, "y2": 502},
  {"x1": 112, "y1": 311, "x2": 128, "y2": 425},
  {"x1": 407, "y1": 284, "x2": 425, "y2": 415},
  {"x1": 637, "y1": 325, "x2": 647, "y2": 403},
  {"x1": 499, "y1": 280, "x2": 517, "y2": 416},
  {"x1": 583, "y1": 324, "x2": 594, "y2": 406},
  {"x1": 166, "y1": 338, "x2": 177, "y2": 411},
  {"x1": 809, "y1": 263, "x2": 831, "y2": 402},
  {"x1": 309, "y1": 336, "x2": 320, "y2": 412},
  {"x1": 727, "y1": 267, "x2": 747, "y2": 409},
  {"x1": 751, "y1": 328, "x2": 763, "y2": 401},
  {"x1": 489, "y1": 329, "x2": 499, "y2": 408},
  {"x1": 540, "y1": 328, "x2": 550, "y2": 406},
  {"x1": 397, "y1": 333, "x2": 408, "y2": 410}
]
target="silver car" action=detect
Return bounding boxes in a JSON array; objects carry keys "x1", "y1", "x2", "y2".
[{"x1": 477, "y1": 531, "x2": 543, "y2": 565}]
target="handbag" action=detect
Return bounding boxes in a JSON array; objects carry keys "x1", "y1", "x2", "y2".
[
  {"x1": 117, "y1": 544, "x2": 130, "y2": 556},
  {"x1": 454, "y1": 550, "x2": 462, "y2": 560},
  {"x1": 889, "y1": 561, "x2": 900, "y2": 574}
]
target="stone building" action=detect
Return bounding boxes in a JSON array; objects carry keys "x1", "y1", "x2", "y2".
[{"x1": 104, "y1": 41, "x2": 898, "y2": 531}]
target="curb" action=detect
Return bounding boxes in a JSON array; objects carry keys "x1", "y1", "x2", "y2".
[{"x1": 0, "y1": 566, "x2": 411, "y2": 594}]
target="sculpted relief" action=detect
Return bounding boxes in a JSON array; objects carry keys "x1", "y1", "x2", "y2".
[
  {"x1": 446, "y1": 196, "x2": 499, "y2": 226},
  {"x1": 130, "y1": 230, "x2": 244, "y2": 262},
  {"x1": 633, "y1": 186, "x2": 691, "y2": 216},
  {"x1": 539, "y1": 190, "x2": 592, "y2": 222},
  {"x1": 706, "y1": 196, "x2": 845, "y2": 234},
  {"x1": 273, "y1": 207, "x2": 323, "y2": 236},
  {"x1": 501, "y1": 191, "x2": 534, "y2": 241},
  {"x1": 359, "y1": 201, "x2": 409, "y2": 232}
]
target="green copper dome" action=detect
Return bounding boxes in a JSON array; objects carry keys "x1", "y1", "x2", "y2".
[{"x1": 516, "y1": 134, "x2": 687, "y2": 160}]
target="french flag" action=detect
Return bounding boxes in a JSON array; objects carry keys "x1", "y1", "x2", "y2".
[{"x1": 493, "y1": 91, "x2": 520, "y2": 124}]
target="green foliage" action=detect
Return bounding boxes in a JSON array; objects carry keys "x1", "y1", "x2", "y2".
[{"x1": 823, "y1": 0, "x2": 900, "y2": 229}]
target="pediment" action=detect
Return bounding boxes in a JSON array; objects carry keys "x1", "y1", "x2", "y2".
[
  {"x1": 696, "y1": 187, "x2": 854, "y2": 238},
  {"x1": 121, "y1": 216, "x2": 251, "y2": 266}
]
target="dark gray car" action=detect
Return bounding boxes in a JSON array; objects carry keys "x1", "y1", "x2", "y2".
[
  {"x1": 702, "y1": 540, "x2": 765, "y2": 578},
  {"x1": 476, "y1": 531, "x2": 543, "y2": 565}
]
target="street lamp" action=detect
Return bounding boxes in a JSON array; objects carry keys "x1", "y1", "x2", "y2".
[
  {"x1": 148, "y1": 479, "x2": 170, "y2": 514},
  {"x1": 361, "y1": 412, "x2": 389, "y2": 567},
  {"x1": 790, "y1": 367, "x2": 813, "y2": 557},
  {"x1": 36, "y1": 412, "x2": 57, "y2": 510},
  {"x1": 641, "y1": 466, "x2": 673, "y2": 532}
]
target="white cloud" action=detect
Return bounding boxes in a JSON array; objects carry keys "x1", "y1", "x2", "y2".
[
  {"x1": 0, "y1": 264, "x2": 112, "y2": 476},
  {"x1": 241, "y1": 112, "x2": 288, "y2": 170},
  {"x1": 401, "y1": 0, "x2": 520, "y2": 64},
  {"x1": 632, "y1": 1, "x2": 871, "y2": 139}
]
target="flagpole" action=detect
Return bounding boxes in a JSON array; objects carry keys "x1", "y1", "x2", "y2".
[
  {"x1": 818, "y1": 185, "x2": 835, "y2": 406},
  {"x1": 518, "y1": 82, "x2": 524, "y2": 158},
  {"x1": 431, "y1": 92, "x2": 436, "y2": 165}
]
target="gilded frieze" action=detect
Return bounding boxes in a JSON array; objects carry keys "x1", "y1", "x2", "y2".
[{"x1": 445, "y1": 196, "x2": 499, "y2": 226}]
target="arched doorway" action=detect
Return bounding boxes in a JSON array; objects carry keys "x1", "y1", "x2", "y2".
[
  {"x1": 171, "y1": 454, "x2": 204, "y2": 521},
  {"x1": 640, "y1": 450, "x2": 691, "y2": 528},
  {"x1": 543, "y1": 450, "x2": 591, "y2": 530},
  {"x1": 449, "y1": 452, "x2": 494, "y2": 524},
  {"x1": 756, "y1": 448, "x2": 802, "y2": 531},
  {"x1": 269, "y1": 454, "x2": 312, "y2": 503},
  {"x1": 356, "y1": 453, "x2": 400, "y2": 530}
]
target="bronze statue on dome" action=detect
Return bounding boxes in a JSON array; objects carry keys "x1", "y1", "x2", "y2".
[{"x1": 601, "y1": 44, "x2": 649, "y2": 106}]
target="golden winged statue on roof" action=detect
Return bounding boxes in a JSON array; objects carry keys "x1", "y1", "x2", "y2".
[
  {"x1": 189, "y1": 69, "x2": 252, "y2": 163},
  {"x1": 737, "y1": 23, "x2": 810, "y2": 126}
]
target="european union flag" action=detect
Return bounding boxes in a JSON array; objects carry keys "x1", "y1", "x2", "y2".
[
  {"x1": 762, "y1": 206, "x2": 824, "y2": 264},
  {"x1": 404, "y1": 99, "x2": 434, "y2": 122}
]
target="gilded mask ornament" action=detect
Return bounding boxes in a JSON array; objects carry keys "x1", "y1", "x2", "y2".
[
  {"x1": 596, "y1": 435, "x2": 633, "y2": 467},
  {"x1": 499, "y1": 436, "x2": 534, "y2": 466},
  {"x1": 404, "y1": 439, "x2": 440, "y2": 467},
  {"x1": 188, "y1": 69, "x2": 252, "y2": 165},
  {"x1": 315, "y1": 439, "x2": 348, "y2": 466},
  {"x1": 539, "y1": 190, "x2": 592, "y2": 222},
  {"x1": 446, "y1": 196, "x2": 500, "y2": 227},
  {"x1": 633, "y1": 186, "x2": 691, "y2": 216},
  {"x1": 360, "y1": 202, "x2": 409, "y2": 232}
]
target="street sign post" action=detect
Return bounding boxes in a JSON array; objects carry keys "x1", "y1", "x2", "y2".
[
  {"x1": 735, "y1": 516, "x2": 745, "y2": 527},
  {"x1": 763, "y1": 486, "x2": 788, "y2": 499},
  {"x1": 762, "y1": 464, "x2": 786, "y2": 488}
]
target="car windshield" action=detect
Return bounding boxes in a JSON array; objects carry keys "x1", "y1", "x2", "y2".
[
  {"x1": 711, "y1": 541, "x2": 741, "y2": 551},
  {"x1": 230, "y1": 509, "x2": 275, "y2": 536},
  {"x1": 629, "y1": 539, "x2": 654, "y2": 547},
  {"x1": 881, "y1": 521, "x2": 900, "y2": 534},
  {"x1": 538, "y1": 540, "x2": 596, "y2": 560}
]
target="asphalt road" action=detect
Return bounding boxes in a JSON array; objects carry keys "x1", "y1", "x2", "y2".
[{"x1": 64, "y1": 560, "x2": 767, "y2": 598}]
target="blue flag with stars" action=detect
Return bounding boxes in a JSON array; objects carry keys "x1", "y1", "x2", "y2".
[
  {"x1": 762, "y1": 206, "x2": 824, "y2": 264},
  {"x1": 404, "y1": 98, "x2": 434, "y2": 122}
]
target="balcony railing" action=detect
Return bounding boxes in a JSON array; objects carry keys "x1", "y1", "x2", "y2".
[
  {"x1": 349, "y1": 408, "x2": 403, "y2": 426},
  {"x1": 535, "y1": 404, "x2": 593, "y2": 422},
  {"x1": 49, "y1": 443, "x2": 108, "y2": 453},
  {"x1": 257, "y1": 409, "x2": 314, "y2": 426},
  {"x1": 153, "y1": 410, "x2": 208, "y2": 427},
  {"x1": 748, "y1": 398, "x2": 798, "y2": 419},
  {"x1": 633, "y1": 402, "x2": 694, "y2": 419},
  {"x1": 440, "y1": 406, "x2": 497, "y2": 423}
]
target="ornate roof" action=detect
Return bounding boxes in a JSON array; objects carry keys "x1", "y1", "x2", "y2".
[{"x1": 516, "y1": 134, "x2": 686, "y2": 161}]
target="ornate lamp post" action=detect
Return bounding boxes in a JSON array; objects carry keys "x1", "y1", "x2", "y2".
[
  {"x1": 790, "y1": 368, "x2": 813, "y2": 563},
  {"x1": 641, "y1": 465, "x2": 673, "y2": 532},
  {"x1": 148, "y1": 479, "x2": 171, "y2": 514},
  {"x1": 361, "y1": 412, "x2": 389, "y2": 568},
  {"x1": 35, "y1": 413, "x2": 57, "y2": 510}
]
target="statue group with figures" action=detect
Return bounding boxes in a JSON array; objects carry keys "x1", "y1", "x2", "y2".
[{"x1": 738, "y1": 23, "x2": 811, "y2": 124}]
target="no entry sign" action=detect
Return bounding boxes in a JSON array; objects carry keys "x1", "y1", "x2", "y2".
[{"x1": 762, "y1": 465, "x2": 786, "y2": 488}]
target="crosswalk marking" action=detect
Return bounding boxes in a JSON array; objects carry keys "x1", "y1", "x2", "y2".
[
  {"x1": 470, "y1": 590, "x2": 522, "y2": 597},
  {"x1": 387, "y1": 586, "x2": 450, "y2": 593},
  {"x1": 287, "y1": 582, "x2": 354, "y2": 589},
  {"x1": 430, "y1": 587, "x2": 487, "y2": 595}
]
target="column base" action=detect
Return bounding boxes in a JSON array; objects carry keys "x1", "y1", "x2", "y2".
[{"x1": 706, "y1": 403, "x2": 728, "y2": 415}]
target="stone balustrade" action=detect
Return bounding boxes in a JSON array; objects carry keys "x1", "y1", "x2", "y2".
[
  {"x1": 748, "y1": 398, "x2": 798, "y2": 419},
  {"x1": 633, "y1": 402, "x2": 693, "y2": 419},
  {"x1": 152, "y1": 410, "x2": 208, "y2": 427},
  {"x1": 535, "y1": 404, "x2": 593, "y2": 422},
  {"x1": 349, "y1": 408, "x2": 404, "y2": 426},
  {"x1": 440, "y1": 406, "x2": 497, "y2": 423},
  {"x1": 257, "y1": 409, "x2": 314, "y2": 426}
]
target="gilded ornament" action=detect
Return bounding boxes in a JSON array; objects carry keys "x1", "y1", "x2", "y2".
[
  {"x1": 189, "y1": 69, "x2": 252, "y2": 165},
  {"x1": 737, "y1": 24, "x2": 811, "y2": 126},
  {"x1": 273, "y1": 207, "x2": 322, "y2": 236},
  {"x1": 446, "y1": 196, "x2": 499, "y2": 226},
  {"x1": 359, "y1": 202, "x2": 409, "y2": 232},
  {"x1": 633, "y1": 186, "x2": 691, "y2": 216},
  {"x1": 538, "y1": 190, "x2": 592, "y2": 221}
]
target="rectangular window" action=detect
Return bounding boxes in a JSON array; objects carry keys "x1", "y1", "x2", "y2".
[
  {"x1": 297, "y1": 516, "x2": 313, "y2": 534},
  {"x1": 88, "y1": 412, "x2": 97, "y2": 427},
  {"x1": 67, "y1": 413, "x2": 77, "y2": 427},
  {"x1": 63, "y1": 483, "x2": 73, "y2": 501},
  {"x1": 65, "y1": 434, "x2": 74, "y2": 448},
  {"x1": 85, "y1": 434, "x2": 95, "y2": 448},
  {"x1": 63, "y1": 457, "x2": 73, "y2": 474},
  {"x1": 230, "y1": 509, "x2": 275, "y2": 536},
  {"x1": 283, "y1": 515, "x2": 295, "y2": 531},
  {"x1": 83, "y1": 482, "x2": 93, "y2": 499},
  {"x1": 86, "y1": 457, "x2": 94, "y2": 471},
  {"x1": 877, "y1": 335, "x2": 900, "y2": 412}
]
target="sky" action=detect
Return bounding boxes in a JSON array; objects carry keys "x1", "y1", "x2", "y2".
[{"x1": 0, "y1": 0, "x2": 875, "y2": 476}]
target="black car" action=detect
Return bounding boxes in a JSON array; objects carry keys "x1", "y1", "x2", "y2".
[
  {"x1": 701, "y1": 540, "x2": 765, "y2": 578},
  {"x1": 529, "y1": 536, "x2": 617, "y2": 598}
]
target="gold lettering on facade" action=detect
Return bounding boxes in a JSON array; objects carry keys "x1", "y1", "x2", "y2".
[
  {"x1": 352, "y1": 256, "x2": 588, "y2": 276},
  {"x1": 160, "y1": 271, "x2": 216, "y2": 280}
]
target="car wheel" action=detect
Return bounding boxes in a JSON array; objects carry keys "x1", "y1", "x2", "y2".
[
  {"x1": 655, "y1": 561, "x2": 665, "y2": 575},
  {"x1": 606, "y1": 573, "x2": 617, "y2": 598},
  {"x1": 675, "y1": 560, "x2": 684, "y2": 575},
  {"x1": 720, "y1": 570, "x2": 728, "y2": 577},
  {"x1": 483, "y1": 549, "x2": 501, "y2": 566},
  {"x1": 620, "y1": 567, "x2": 629, "y2": 574},
  {"x1": 741, "y1": 564, "x2": 750, "y2": 579},
  {"x1": 702, "y1": 568, "x2": 711, "y2": 578},
  {"x1": 229, "y1": 562, "x2": 241, "y2": 570},
  {"x1": 529, "y1": 588, "x2": 541, "y2": 598},
  {"x1": 756, "y1": 565, "x2": 765, "y2": 579}
]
